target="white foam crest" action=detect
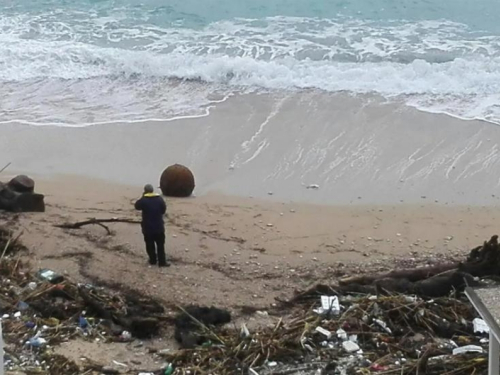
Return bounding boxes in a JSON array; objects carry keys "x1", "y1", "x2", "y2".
[
  {"x1": 1, "y1": 35, "x2": 499, "y2": 95},
  {"x1": 2, "y1": 13, "x2": 500, "y2": 62},
  {"x1": 1, "y1": 39, "x2": 500, "y2": 124},
  {"x1": 1, "y1": 13, "x2": 500, "y2": 125},
  {"x1": 0, "y1": 76, "x2": 232, "y2": 125}
]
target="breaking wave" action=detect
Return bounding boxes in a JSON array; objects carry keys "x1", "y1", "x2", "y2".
[{"x1": 1, "y1": 13, "x2": 500, "y2": 125}]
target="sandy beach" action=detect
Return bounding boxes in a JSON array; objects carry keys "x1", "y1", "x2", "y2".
[
  {"x1": 1, "y1": 171, "x2": 499, "y2": 370},
  {"x1": 2, "y1": 0, "x2": 500, "y2": 371},
  {"x1": 1, "y1": 93, "x2": 500, "y2": 371},
  {"x1": 2, "y1": 93, "x2": 500, "y2": 206}
]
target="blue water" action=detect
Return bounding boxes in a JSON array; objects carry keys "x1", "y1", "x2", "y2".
[
  {"x1": 1, "y1": 0, "x2": 500, "y2": 125},
  {"x1": 4, "y1": 0, "x2": 500, "y2": 31}
]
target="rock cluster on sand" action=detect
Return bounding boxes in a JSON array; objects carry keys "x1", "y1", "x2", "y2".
[
  {"x1": 0, "y1": 175, "x2": 45, "y2": 212},
  {"x1": 160, "y1": 164, "x2": 195, "y2": 197}
]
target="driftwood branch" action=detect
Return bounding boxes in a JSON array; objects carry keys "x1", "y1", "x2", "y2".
[
  {"x1": 0, "y1": 162, "x2": 11, "y2": 175},
  {"x1": 327, "y1": 235, "x2": 500, "y2": 298},
  {"x1": 339, "y1": 263, "x2": 459, "y2": 286},
  {"x1": 55, "y1": 218, "x2": 141, "y2": 235}
]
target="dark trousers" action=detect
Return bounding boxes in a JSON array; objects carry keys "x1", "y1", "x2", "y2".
[{"x1": 144, "y1": 232, "x2": 167, "y2": 266}]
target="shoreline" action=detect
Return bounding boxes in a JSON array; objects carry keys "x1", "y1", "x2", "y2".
[{"x1": 1, "y1": 92, "x2": 500, "y2": 206}]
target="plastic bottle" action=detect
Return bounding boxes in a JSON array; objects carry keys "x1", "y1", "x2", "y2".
[{"x1": 164, "y1": 364, "x2": 173, "y2": 375}]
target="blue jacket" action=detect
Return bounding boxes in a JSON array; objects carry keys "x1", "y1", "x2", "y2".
[{"x1": 134, "y1": 193, "x2": 166, "y2": 234}]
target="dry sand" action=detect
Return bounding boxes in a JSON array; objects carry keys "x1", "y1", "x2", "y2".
[
  {"x1": 10, "y1": 174, "x2": 500, "y2": 309},
  {"x1": 3, "y1": 174, "x2": 500, "y2": 370}
]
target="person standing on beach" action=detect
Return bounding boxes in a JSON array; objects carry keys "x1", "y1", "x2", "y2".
[{"x1": 135, "y1": 184, "x2": 170, "y2": 267}]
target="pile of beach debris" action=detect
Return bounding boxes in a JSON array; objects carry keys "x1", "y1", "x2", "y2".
[
  {"x1": 2, "y1": 219, "x2": 500, "y2": 374},
  {"x1": 0, "y1": 174, "x2": 45, "y2": 212},
  {"x1": 0, "y1": 226, "x2": 168, "y2": 374},
  {"x1": 161, "y1": 237, "x2": 500, "y2": 375},
  {"x1": 163, "y1": 293, "x2": 489, "y2": 375}
]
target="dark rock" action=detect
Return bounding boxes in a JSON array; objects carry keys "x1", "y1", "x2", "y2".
[
  {"x1": 0, "y1": 189, "x2": 15, "y2": 211},
  {"x1": 160, "y1": 164, "x2": 195, "y2": 197},
  {"x1": 101, "y1": 367, "x2": 120, "y2": 375},
  {"x1": 14, "y1": 192, "x2": 45, "y2": 212},
  {"x1": 0, "y1": 191, "x2": 45, "y2": 212},
  {"x1": 0, "y1": 185, "x2": 16, "y2": 200},
  {"x1": 8, "y1": 175, "x2": 35, "y2": 193},
  {"x1": 129, "y1": 317, "x2": 160, "y2": 339}
]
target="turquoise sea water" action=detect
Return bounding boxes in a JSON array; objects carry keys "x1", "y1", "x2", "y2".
[
  {"x1": 4, "y1": 0, "x2": 500, "y2": 31},
  {"x1": 1, "y1": 0, "x2": 500, "y2": 124}
]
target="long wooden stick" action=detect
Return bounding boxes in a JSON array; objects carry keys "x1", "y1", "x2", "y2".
[
  {"x1": 0, "y1": 162, "x2": 11, "y2": 175},
  {"x1": 55, "y1": 218, "x2": 141, "y2": 234}
]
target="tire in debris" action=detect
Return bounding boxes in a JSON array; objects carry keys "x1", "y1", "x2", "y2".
[
  {"x1": 8, "y1": 175, "x2": 35, "y2": 193},
  {"x1": 159, "y1": 164, "x2": 195, "y2": 197}
]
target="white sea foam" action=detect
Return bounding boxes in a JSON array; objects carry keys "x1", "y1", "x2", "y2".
[{"x1": 1, "y1": 14, "x2": 499, "y2": 125}]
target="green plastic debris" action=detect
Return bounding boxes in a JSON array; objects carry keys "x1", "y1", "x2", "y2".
[
  {"x1": 201, "y1": 340, "x2": 213, "y2": 347},
  {"x1": 164, "y1": 364, "x2": 174, "y2": 375}
]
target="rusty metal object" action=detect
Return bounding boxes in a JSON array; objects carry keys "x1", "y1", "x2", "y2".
[{"x1": 159, "y1": 164, "x2": 195, "y2": 197}]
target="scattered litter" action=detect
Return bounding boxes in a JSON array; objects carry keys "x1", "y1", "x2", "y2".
[
  {"x1": 17, "y1": 301, "x2": 30, "y2": 311},
  {"x1": 1, "y1": 225, "x2": 499, "y2": 375},
  {"x1": 36, "y1": 268, "x2": 64, "y2": 284},
  {"x1": 0, "y1": 227, "x2": 166, "y2": 374},
  {"x1": 240, "y1": 323, "x2": 250, "y2": 338},
  {"x1": 27, "y1": 336, "x2": 47, "y2": 347},
  {"x1": 473, "y1": 318, "x2": 489, "y2": 334},
  {"x1": 342, "y1": 340, "x2": 360, "y2": 353},
  {"x1": 120, "y1": 331, "x2": 132, "y2": 341},
  {"x1": 336, "y1": 328, "x2": 348, "y2": 340},
  {"x1": 321, "y1": 295, "x2": 340, "y2": 312},
  {"x1": 374, "y1": 319, "x2": 392, "y2": 334},
  {"x1": 315, "y1": 326, "x2": 332, "y2": 338},
  {"x1": 370, "y1": 363, "x2": 389, "y2": 371},
  {"x1": 453, "y1": 345, "x2": 483, "y2": 355},
  {"x1": 112, "y1": 360, "x2": 128, "y2": 368},
  {"x1": 79, "y1": 316, "x2": 89, "y2": 329}
]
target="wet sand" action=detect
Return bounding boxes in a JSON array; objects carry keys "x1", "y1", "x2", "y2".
[{"x1": 1, "y1": 92, "x2": 500, "y2": 206}]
